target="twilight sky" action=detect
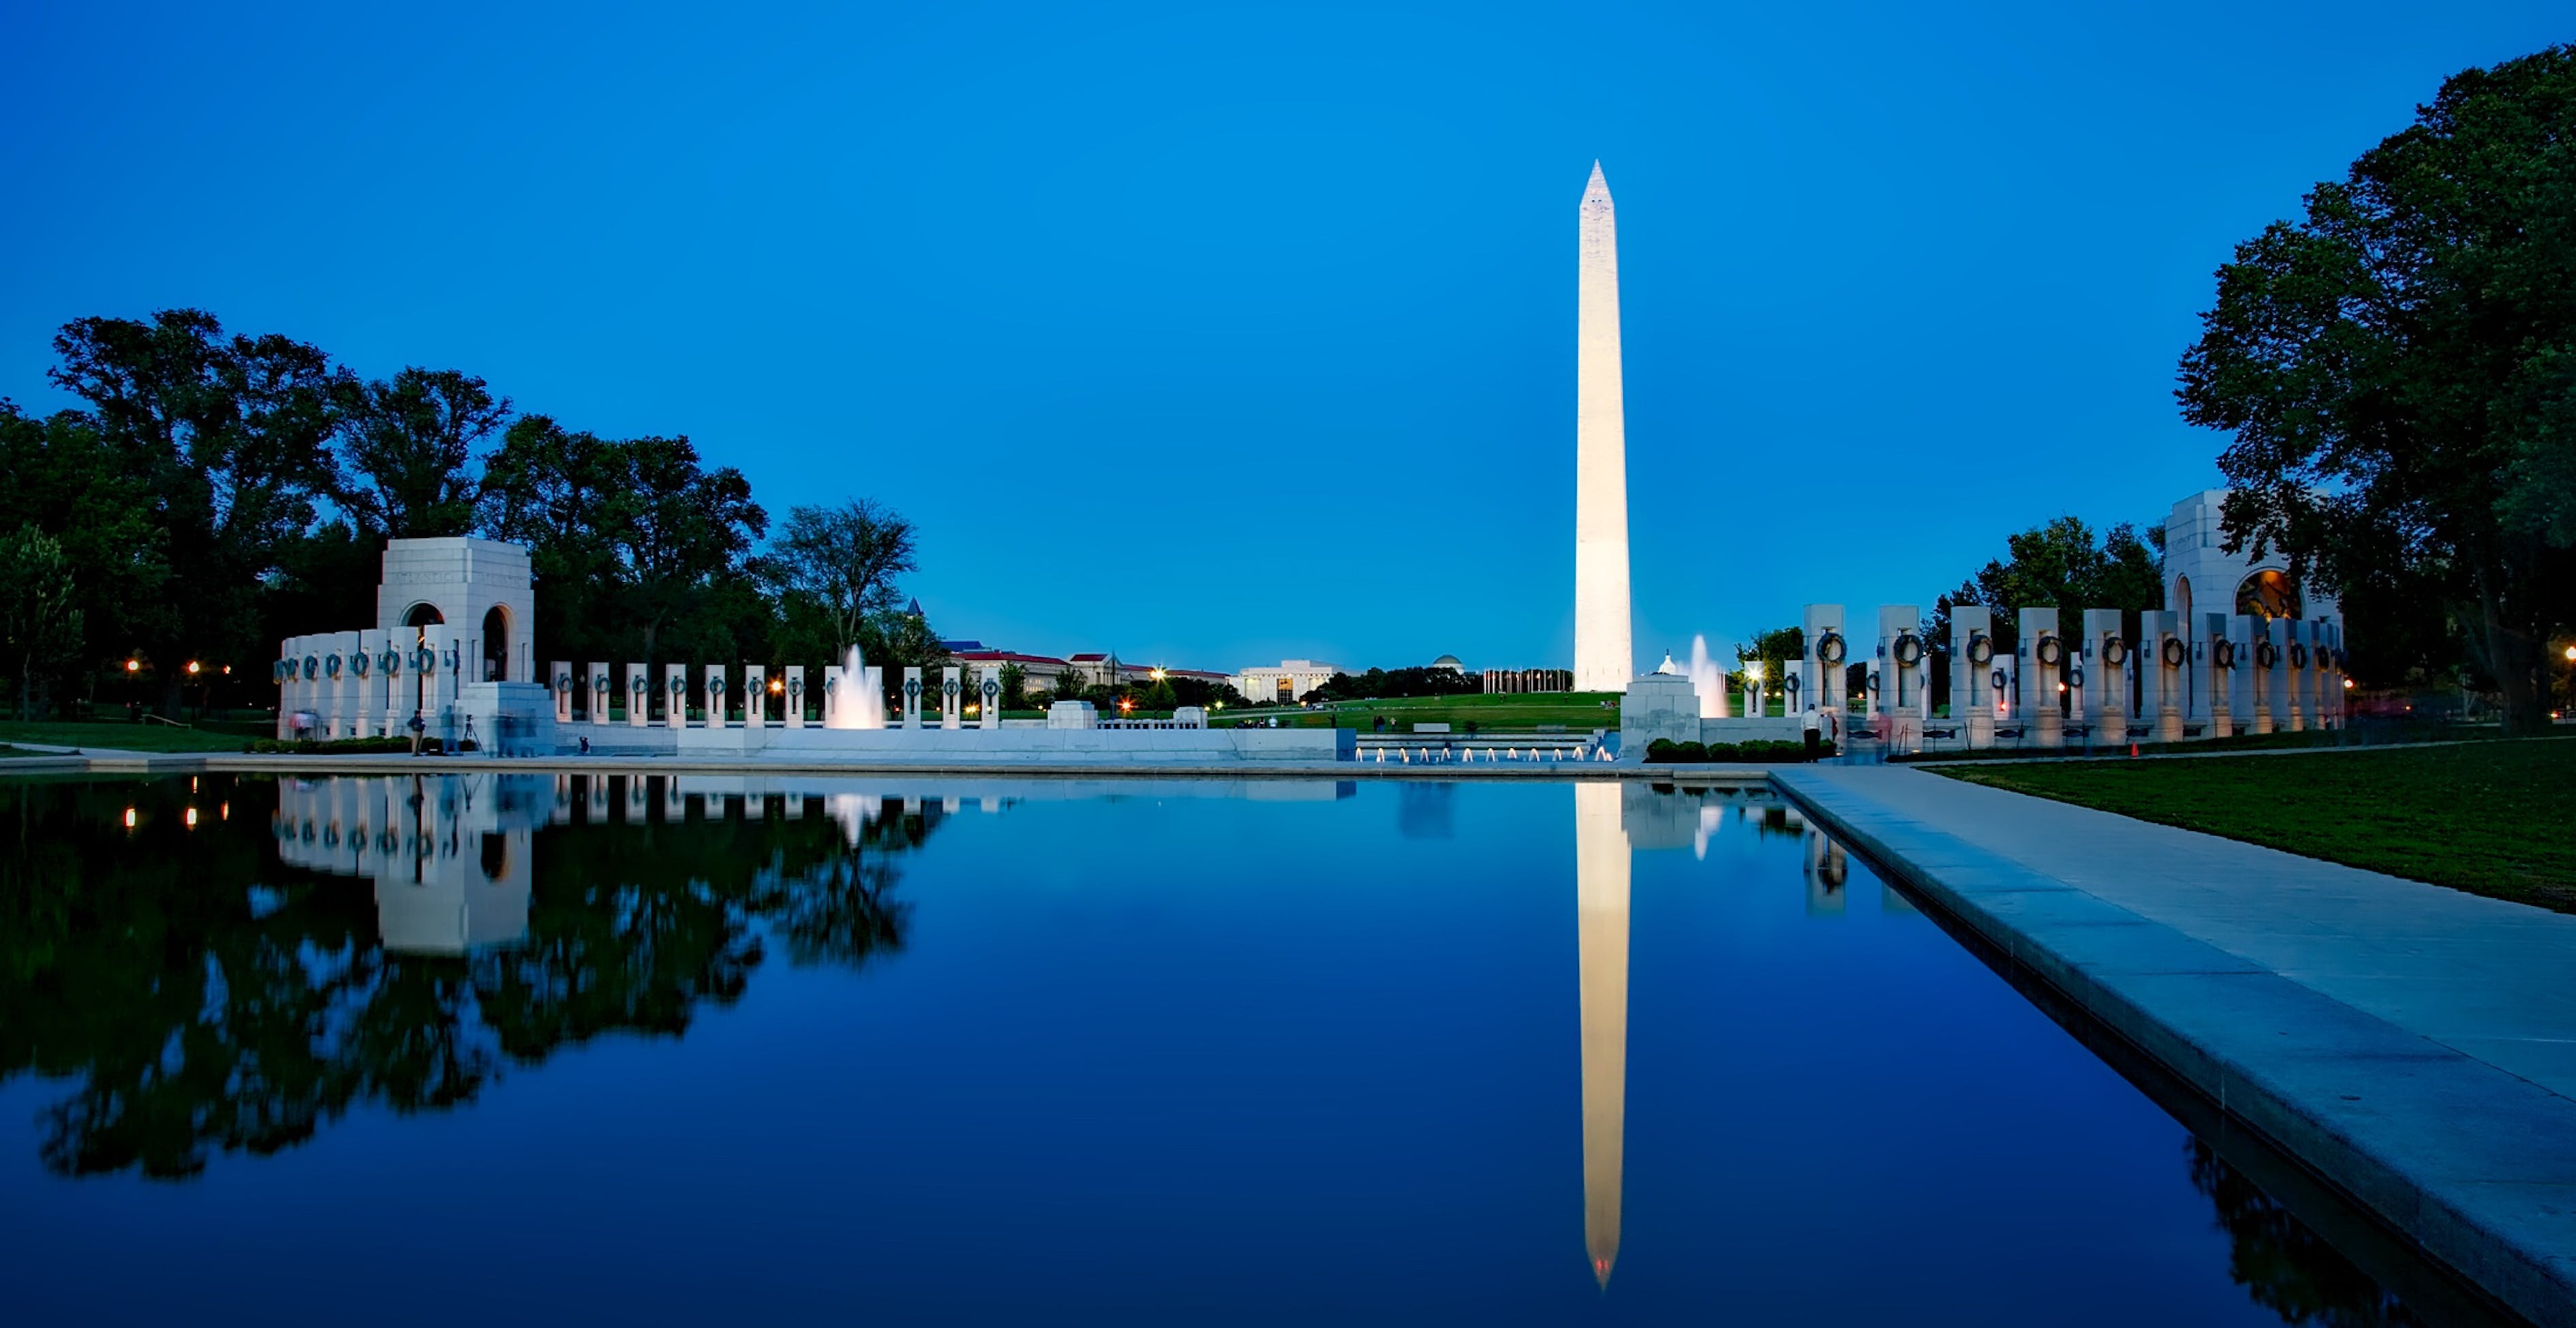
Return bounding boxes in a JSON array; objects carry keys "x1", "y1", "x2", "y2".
[{"x1": 1, "y1": 1, "x2": 2564, "y2": 674}]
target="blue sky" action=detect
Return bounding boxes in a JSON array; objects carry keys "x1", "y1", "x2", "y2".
[{"x1": 1, "y1": 2, "x2": 2564, "y2": 674}]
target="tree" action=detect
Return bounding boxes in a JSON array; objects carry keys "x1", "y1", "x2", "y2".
[
  {"x1": 0, "y1": 527, "x2": 85, "y2": 718},
  {"x1": 2177, "y1": 45, "x2": 2576, "y2": 733},
  {"x1": 1054, "y1": 667, "x2": 1088, "y2": 702},
  {"x1": 998, "y1": 662, "x2": 1027, "y2": 710},
  {"x1": 337, "y1": 367, "x2": 510, "y2": 539},
  {"x1": 1732, "y1": 625, "x2": 1805, "y2": 688},
  {"x1": 0, "y1": 403, "x2": 171, "y2": 699},
  {"x1": 755, "y1": 499, "x2": 918, "y2": 656},
  {"x1": 48, "y1": 310, "x2": 350, "y2": 700},
  {"x1": 1963, "y1": 516, "x2": 2163, "y2": 628},
  {"x1": 477, "y1": 419, "x2": 767, "y2": 662}
]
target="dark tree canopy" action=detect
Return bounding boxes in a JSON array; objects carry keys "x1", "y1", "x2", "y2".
[
  {"x1": 4, "y1": 307, "x2": 915, "y2": 716},
  {"x1": 338, "y1": 367, "x2": 511, "y2": 539},
  {"x1": 2177, "y1": 44, "x2": 2576, "y2": 731},
  {"x1": 755, "y1": 499, "x2": 919, "y2": 657},
  {"x1": 1957, "y1": 515, "x2": 2164, "y2": 629},
  {"x1": 47, "y1": 310, "x2": 350, "y2": 679}
]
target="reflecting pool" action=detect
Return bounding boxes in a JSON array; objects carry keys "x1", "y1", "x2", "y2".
[{"x1": 0, "y1": 774, "x2": 2497, "y2": 1325}]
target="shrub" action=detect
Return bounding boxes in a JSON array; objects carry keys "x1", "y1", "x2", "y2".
[{"x1": 1643, "y1": 737, "x2": 1837, "y2": 763}]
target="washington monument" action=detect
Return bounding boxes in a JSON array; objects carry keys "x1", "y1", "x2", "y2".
[{"x1": 1575, "y1": 163, "x2": 1633, "y2": 691}]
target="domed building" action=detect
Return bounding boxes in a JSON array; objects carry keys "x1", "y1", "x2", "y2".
[{"x1": 1430, "y1": 654, "x2": 1466, "y2": 674}]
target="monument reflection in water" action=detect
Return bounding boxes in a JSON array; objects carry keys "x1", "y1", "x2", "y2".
[
  {"x1": 0, "y1": 774, "x2": 2489, "y2": 1325},
  {"x1": 273, "y1": 776, "x2": 544, "y2": 955}
]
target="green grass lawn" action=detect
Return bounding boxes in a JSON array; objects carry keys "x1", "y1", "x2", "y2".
[
  {"x1": 1216, "y1": 692, "x2": 1627, "y2": 731},
  {"x1": 1941, "y1": 738, "x2": 2576, "y2": 912},
  {"x1": 0, "y1": 719, "x2": 264, "y2": 753}
]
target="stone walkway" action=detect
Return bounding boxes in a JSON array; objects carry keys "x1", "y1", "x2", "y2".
[{"x1": 1773, "y1": 764, "x2": 2576, "y2": 1325}]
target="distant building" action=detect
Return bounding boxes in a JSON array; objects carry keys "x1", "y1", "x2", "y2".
[
  {"x1": 947, "y1": 648, "x2": 1233, "y2": 697},
  {"x1": 1485, "y1": 667, "x2": 1573, "y2": 694},
  {"x1": 950, "y1": 649, "x2": 1073, "y2": 681},
  {"x1": 1240, "y1": 659, "x2": 1342, "y2": 704},
  {"x1": 1429, "y1": 654, "x2": 1467, "y2": 674}
]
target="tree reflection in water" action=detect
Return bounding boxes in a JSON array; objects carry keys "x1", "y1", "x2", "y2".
[
  {"x1": 0, "y1": 775, "x2": 924, "y2": 1180},
  {"x1": 2189, "y1": 1134, "x2": 2429, "y2": 1327}
]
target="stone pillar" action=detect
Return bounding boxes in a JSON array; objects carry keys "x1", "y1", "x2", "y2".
[
  {"x1": 2237, "y1": 616, "x2": 2273, "y2": 735},
  {"x1": 705, "y1": 665, "x2": 728, "y2": 729},
  {"x1": 1798, "y1": 603, "x2": 1845, "y2": 732},
  {"x1": 784, "y1": 666, "x2": 806, "y2": 728},
  {"x1": 1874, "y1": 605, "x2": 1922, "y2": 753},
  {"x1": 941, "y1": 665, "x2": 964, "y2": 729},
  {"x1": 2083, "y1": 609, "x2": 2128, "y2": 748},
  {"x1": 628, "y1": 665, "x2": 649, "y2": 727},
  {"x1": 663, "y1": 664, "x2": 688, "y2": 727},
  {"x1": 2018, "y1": 608, "x2": 2063, "y2": 749},
  {"x1": 978, "y1": 667, "x2": 1002, "y2": 729},
  {"x1": 589, "y1": 662, "x2": 614, "y2": 727},
  {"x1": 2297, "y1": 618, "x2": 2318, "y2": 732},
  {"x1": 902, "y1": 667, "x2": 923, "y2": 728},
  {"x1": 862, "y1": 666, "x2": 885, "y2": 727},
  {"x1": 1951, "y1": 605, "x2": 1996, "y2": 749},
  {"x1": 551, "y1": 661, "x2": 572, "y2": 723},
  {"x1": 377, "y1": 634, "x2": 402, "y2": 737},
  {"x1": 2147, "y1": 611, "x2": 2186, "y2": 742},
  {"x1": 744, "y1": 665, "x2": 767, "y2": 726},
  {"x1": 2200, "y1": 612, "x2": 2235, "y2": 738},
  {"x1": 2318, "y1": 619, "x2": 2344, "y2": 727}
]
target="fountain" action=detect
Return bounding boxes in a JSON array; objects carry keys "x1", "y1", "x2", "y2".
[{"x1": 1687, "y1": 635, "x2": 1730, "y2": 719}]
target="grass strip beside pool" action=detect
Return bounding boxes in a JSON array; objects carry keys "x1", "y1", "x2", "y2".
[
  {"x1": 0, "y1": 720, "x2": 264, "y2": 753},
  {"x1": 1938, "y1": 738, "x2": 2576, "y2": 912}
]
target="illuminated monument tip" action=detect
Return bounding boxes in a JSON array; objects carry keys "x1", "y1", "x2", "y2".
[{"x1": 1575, "y1": 161, "x2": 1633, "y2": 692}]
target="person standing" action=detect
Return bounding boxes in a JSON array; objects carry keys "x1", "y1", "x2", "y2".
[
  {"x1": 407, "y1": 712, "x2": 425, "y2": 756},
  {"x1": 1803, "y1": 706, "x2": 1821, "y2": 759}
]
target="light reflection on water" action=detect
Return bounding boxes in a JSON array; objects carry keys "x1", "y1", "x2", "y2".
[{"x1": 0, "y1": 774, "x2": 2496, "y2": 1325}]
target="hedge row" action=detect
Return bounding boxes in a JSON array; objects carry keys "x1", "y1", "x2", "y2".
[
  {"x1": 1643, "y1": 738, "x2": 1833, "y2": 764},
  {"x1": 245, "y1": 736, "x2": 479, "y2": 755}
]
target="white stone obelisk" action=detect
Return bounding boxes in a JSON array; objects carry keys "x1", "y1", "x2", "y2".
[{"x1": 1576, "y1": 163, "x2": 1633, "y2": 692}]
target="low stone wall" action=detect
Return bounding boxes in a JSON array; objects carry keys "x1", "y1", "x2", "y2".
[
  {"x1": 1696, "y1": 717, "x2": 1805, "y2": 743},
  {"x1": 558, "y1": 723, "x2": 1355, "y2": 764}
]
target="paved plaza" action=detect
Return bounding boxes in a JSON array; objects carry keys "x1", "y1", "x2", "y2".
[{"x1": 1773, "y1": 764, "x2": 2576, "y2": 1325}]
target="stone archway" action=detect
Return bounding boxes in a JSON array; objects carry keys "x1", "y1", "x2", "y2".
[
  {"x1": 404, "y1": 603, "x2": 444, "y2": 717},
  {"x1": 481, "y1": 605, "x2": 510, "y2": 682}
]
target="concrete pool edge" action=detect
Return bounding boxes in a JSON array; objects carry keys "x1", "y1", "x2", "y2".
[
  {"x1": 0, "y1": 751, "x2": 1792, "y2": 781},
  {"x1": 1769, "y1": 766, "x2": 2576, "y2": 1328}
]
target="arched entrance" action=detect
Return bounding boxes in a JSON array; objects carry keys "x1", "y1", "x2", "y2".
[
  {"x1": 481, "y1": 605, "x2": 510, "y2": 682},
  {"x1": 2236, "y1": 570, "x2": 2301, "y2": 620},
  {"x1": 405, "y1": 603, "x2": 444, "y2": 719}
]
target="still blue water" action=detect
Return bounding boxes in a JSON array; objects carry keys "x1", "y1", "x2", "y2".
[{"x1": 0, "y1": 774, "x2": 2465, "y2": 1325}]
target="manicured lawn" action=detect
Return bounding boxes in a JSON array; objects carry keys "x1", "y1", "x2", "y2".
[
  {"x1": 1218, "y1": 692, "x2": 1627, "y2": 731},
  {"x1": 1941, "y1": 739, "x2": 2576, "y2": 912},
  {"x1": 0, "y1": 720, "x2": 262, "y2": 753}
]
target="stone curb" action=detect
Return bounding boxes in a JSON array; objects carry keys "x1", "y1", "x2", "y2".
[{"x1": 1770, "y1": 767, "x2": 2576, "y2": 1327}]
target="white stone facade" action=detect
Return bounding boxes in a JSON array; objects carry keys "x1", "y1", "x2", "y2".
[
  {"x1": 274, "y1": 537, "x2": 553, "y2": 751},
  {"x1": 1574, "y1": 162, "x2": 1634, "y2": 692}
]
